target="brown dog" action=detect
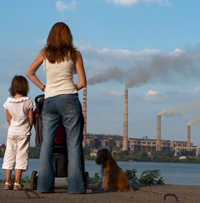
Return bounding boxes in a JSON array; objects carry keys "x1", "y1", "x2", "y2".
[{"x1": 95, "y1": 148, "x2": 131, "y2": 192}]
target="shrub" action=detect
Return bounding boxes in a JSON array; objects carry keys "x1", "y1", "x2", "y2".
[
  {"x1": 89, "y1": 173, "x2": 101, "y2": 184},
  {"x1": 139, "y1": 169, "x2": 164, "y2": 185},
  {"x1": 125, "y1": 169, "x2": 138, "y2": 184}
]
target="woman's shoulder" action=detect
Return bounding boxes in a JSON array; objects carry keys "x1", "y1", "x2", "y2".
[
  {"x1": 75, "y1": 50, "x2": 83, "y2": 61},
  {"x1": 75, "y1": 49, "x2": 81, "y2": 56},
  {"x1": 40, "y1": 48, "x2": 46, "y2": 58}
]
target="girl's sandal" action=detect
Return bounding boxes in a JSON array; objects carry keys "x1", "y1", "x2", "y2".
[
  {"x1": 85, "y1": 189, "x2": 92, "y2": 194},
  {"x1": 13, "y1": 183, "x2": 25, "y2": 190},
  {"x1": 4, "y1": 182, "x2": 13, "y2": 190}
]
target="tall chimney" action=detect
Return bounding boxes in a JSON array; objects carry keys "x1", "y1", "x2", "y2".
[
  {"x1": 187, "y1": 125, "x2": 191, "y2": 147},
  {"x1": 82, "y1": 87, "x2": 87, "y2": 148},
  {"x1": 156, "y1": 115, "x2": 161, "y2": 151},
  {"x1": 123, "y1": 88, "x2": 128, "y2": 151}
]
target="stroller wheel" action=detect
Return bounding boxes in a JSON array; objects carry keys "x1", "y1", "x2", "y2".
[
  {"x1": 84, "y1": 171, "x2": 89, "y2": 188},
  {"x1": 30, "y1": 170, "x2": 38, "y2": 190}
]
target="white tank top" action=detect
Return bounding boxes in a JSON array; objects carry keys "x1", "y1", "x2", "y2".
[{"x1": 44, "y1": 59, "x2": 77, "y2": 98}]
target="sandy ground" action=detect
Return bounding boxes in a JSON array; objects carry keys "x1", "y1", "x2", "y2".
[{"x1": 0, "y1": 182, "x2": 200, "y2": 203}]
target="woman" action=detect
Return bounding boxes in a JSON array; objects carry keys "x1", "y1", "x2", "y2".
[{"x1": 27, "y1": 22, "x2": 89, "y2": 193}]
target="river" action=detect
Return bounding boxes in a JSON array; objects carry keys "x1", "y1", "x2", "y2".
[{"x1": 0, "y1": 158, "x2": 200, "y2": 185}]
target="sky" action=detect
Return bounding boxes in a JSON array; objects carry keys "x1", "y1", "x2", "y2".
[{"x1": 0, "y1": 0, "x2": 200, "y2": 147}]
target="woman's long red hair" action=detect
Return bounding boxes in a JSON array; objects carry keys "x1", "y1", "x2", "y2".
[{"x1": 44, "y1": 22, "x2": 77, "y2": 63}]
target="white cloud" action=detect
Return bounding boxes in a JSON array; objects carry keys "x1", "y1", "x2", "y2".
[
  {"x1": 142, "y1": 88, "x2": 200, "y2": 104},
  {"x1": 78, "y1": 41, "x2": 161, "y2": 69},
  {"x1": 56, "y1": 0, "x2": 79, "y2": 11},
  {"x1": 143, "y1": 90, "x2": 165, "y2": 102},
  {"x1": 78, "y1": 41, "x2": 160, "y2": 58},
  {"x1": 106, "y1": 0, "x2": 171, "y2": 6},
  {"x1": 169, "y1": 48, "x2": 186, "y2": 56},
  {"x1": 109, "y1": 90, "x2": 124, "y2": 96},
  {"x1": 144, "y1": 89, "x2": 158, "y2": 96},
  {"x1": 76, "y1": 41, "x2": 162, "y2": 80},
  {"x1": 143, "y1": 90, "x2": 161, "y2": 102}
]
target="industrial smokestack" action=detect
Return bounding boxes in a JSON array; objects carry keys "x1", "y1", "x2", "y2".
[
  {"x1": 82, "y1": 87, "x2": 87, "y2": 148},
  {"x1": 123, "y1": 88, "x2": 128, "y2": 151},
  {"x1": 156, "y1": 115, "x2": 161, "y2": 151},
  {"x1": 187, "y1": 125, "x2": 191, "y2": 147}
]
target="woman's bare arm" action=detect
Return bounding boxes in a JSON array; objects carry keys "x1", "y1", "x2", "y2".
[
  {"x1": 75, "y1": 51, "x2": 86, "y2": 90},
  {"x1": 26, "y1": 49, "x2": 45, "y2": 91}
]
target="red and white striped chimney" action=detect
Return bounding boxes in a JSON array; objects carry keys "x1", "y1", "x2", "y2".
[
  {"x1": 123, "y1": 88, "x2": 128, "y2": 151},
  {"x1": 187, "y1": 125, "x2": 191, "y2": 147},
  {"x1": 82, "y1": 87, "x2": 87, "y2": 148},
  {"x1": 156, "y1": 115, "x2": 161, "y2": 151}
]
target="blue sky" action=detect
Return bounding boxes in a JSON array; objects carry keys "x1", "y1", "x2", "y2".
[{"x1": 0, "y1": 0, "x2": 200, "y2": 147}]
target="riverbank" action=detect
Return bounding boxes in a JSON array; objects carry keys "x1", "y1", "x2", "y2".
[
  {"x1": 1, "y1": 159, "x2": 200, "y2": 185},
  {"x1": 0, "y1": 182, "x2": 200, "y2": 203}
]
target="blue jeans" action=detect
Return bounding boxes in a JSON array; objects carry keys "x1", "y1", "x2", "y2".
[{"x1": 37, "y1": 94, "x2": 85, "y2": 193}]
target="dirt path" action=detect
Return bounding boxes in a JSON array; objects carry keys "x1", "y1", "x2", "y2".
[{"x1": 0, "y1": 182, "x2": 199, "y2": 203}]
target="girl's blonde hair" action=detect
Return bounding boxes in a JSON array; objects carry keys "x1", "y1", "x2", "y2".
[
  {"x1": 9, "y1": 75, "x2": 29, "y2": 97},
  {"x1": 44, "y1": 22, "x2": 77, "y2": 63}
]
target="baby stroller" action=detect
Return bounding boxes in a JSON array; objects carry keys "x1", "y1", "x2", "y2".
[{"x1": 30, "y1": 94, "x2": 89, "y2": 190}]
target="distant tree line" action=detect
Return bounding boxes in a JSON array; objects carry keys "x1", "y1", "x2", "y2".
[
  {"x1": 0, "y1": 147, "x2": 200, "y2": 163},
  {"x1": 112, "y1": 150, "x2": 200, "y2": 163},
  {"x1": 84, "y1": 148, "x2": 200, "y2": 164},
  {"x1": 0, "y1": 147, "x2": 41, "y2": 158},
  {"x1": 28, "y1": 147, "x2": 41, "y2": 158}
]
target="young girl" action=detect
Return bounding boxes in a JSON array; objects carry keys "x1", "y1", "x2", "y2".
[{"x1": 2, "y1": 75, "x2": 34, "y2": 190}]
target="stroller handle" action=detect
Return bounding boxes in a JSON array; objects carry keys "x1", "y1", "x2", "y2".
[
  {"x1": 35, "y1": 94, "x2": 45, "y2": 104},
  {"x1": 35, "y1": 94, "x2": 45, "y2": 115}
]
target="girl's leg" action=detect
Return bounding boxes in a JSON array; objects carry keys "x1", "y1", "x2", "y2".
[
  {"x1": 15, "y1": 169, "x2": 22, "y2": 184},
  {"x1": 4, "y1": 169, "x2": 13, "y2": 190},
  {"x1": 13, "y1": 169, "x2": 26, "y2": 190},
  {"x1": 2, "y1": 135, "x2": 17, "y2": 186},
  {"x1": 5, "y1": 169, "x2": 12, "y2": 183}
]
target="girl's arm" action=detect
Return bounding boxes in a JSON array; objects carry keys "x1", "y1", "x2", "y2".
[
  {"x1": 26, "y1": 49, "x2": 46, "y2": 91},
  {"x1": 6, "y1": 110, "x2": 12, "y2": 125},
  {"x1": 75, "y1": 50, "x2": 86, "y2": 90},
  {"x1": 29, "y1": 108, "x2": 34, "y2": 130}
]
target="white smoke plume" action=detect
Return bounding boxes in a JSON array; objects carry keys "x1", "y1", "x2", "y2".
[
  {"x1": 87, "y1": 46, "x2": 200, "y2": 88},
  {"x1": 158, "y1": 108, "x2": 179, "y2": 117},
  {"x1": 158, "y1": 102, "x2": 200, "y2": 117},
  {"x1": 188, "y1": 116, "x2": 200, "y2": 126}
]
